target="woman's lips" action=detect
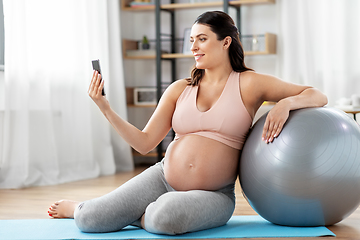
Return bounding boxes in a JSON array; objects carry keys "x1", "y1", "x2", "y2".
[{"x1": 194, "y1": 54, "x2": 204, "y2": 61}]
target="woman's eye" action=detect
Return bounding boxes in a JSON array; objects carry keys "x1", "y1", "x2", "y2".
[{"x1": 200, "y1": 38, "x2": 206, "y2": 42}]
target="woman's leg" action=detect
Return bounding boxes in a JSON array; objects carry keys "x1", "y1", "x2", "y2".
[
  {"x1": 53, "y1": 162, "x2": 169, "y2": 233},
  {"x1": 143, "y1": 183, "x2": 235, "y2": 235}
]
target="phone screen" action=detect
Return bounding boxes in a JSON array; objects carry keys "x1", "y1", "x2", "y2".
[{"x1": 92, "y1": 59, "x2": 105, "y2": 96}]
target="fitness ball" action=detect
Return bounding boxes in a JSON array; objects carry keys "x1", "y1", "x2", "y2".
[{"x1": 239, "y1": 107, "x2": 360, "y2": 226}]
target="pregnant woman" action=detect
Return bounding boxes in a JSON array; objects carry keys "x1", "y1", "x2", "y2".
[{"x1": 49, "y1": 11, "x2": 327, "y2": 235}]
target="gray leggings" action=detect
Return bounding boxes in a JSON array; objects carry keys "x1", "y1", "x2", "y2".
[{"x1": 74, "y1": 161, "x2": 236, "y2": 235}]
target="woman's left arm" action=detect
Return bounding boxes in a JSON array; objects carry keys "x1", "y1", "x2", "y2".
[{"x1": 257, "y1": 73, "x2": 328, "y2": 143}]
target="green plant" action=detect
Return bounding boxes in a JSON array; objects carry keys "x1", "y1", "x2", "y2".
[{"x1": 142, "y1": 35, "x2": 150, "y2": 49}]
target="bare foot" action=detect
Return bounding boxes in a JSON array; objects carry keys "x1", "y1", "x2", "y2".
[{"x1": 48, "y1": 200, "x2": 79, "y2": 219}]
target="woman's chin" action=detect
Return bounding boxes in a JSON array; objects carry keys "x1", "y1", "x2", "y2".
[{"x1": 195, "y1": 63, "x2": 205, "y2": 69}]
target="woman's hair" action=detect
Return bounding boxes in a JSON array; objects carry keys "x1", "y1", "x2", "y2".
[{"x1": 188, "y1": 11, "x2": 253, "y2": 86}]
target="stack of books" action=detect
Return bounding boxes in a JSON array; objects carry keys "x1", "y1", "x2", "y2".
[{"x1": 130, "y1": 1, "x2": 154, "y2": 8}]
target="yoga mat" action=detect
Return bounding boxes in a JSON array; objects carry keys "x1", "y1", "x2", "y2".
[{"x1": 0, "y1": 215, "x2": 335, "y2": 239}]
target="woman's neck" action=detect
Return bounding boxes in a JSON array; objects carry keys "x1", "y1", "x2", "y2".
[{"x1": 203, "y1": 65, "x2": 233, "y2": 84}]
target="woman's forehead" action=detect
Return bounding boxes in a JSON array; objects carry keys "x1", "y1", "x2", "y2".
[{"x1": 190, "y1": 23, "x2": 213, "y2": 37}]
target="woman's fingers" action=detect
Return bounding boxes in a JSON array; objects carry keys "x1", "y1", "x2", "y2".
[
  {"x1": 262, "y1": 102, "x2": 290, "y2": 143},
  {"x1": 98, "y1": 79, "x2": 104, "y2": 95},
  {"x1": 88, "y1": 71, "x2": 109, "y2": 113},
  {"x1": 268, "y1": 123, "x2": 283, "y2": 143},
  {"x1": 88, "y1": 70, "x2": 97, "y2": 94},
  {"x1": 262, "y1": 116, "x2": 285, "y2": 143},
  {"x1": 262, "y1": 117, "x2": 276, "y2": 143},
  {"x1": 262, "y1": 121, "x2": 271, "y2": 142},
  {"x1": 88, "y1": 71, "x2": 103, "y2": 98},
  {"x1": 94, "y1": 71, "x2": 102, "y2": 93},
  {"x1": 262, "y1": 123, "x2": 274, "y2": 143},
  {"x1": 262, "y1": 120, "x2": 269, "y2": 141}
]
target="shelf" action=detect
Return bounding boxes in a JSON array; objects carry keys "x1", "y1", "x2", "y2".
[
  {"x1": 127, "y1": 104, "x2": 157, "y2": 108},
  {"x1": 122, "y1": 33, "x2": 276, "y2": 59},
  {"x1": 245, "y1": 33, "x2": 276, "y2": 55},
  {"x1": 121, "y1": 0, "x2": 155, "y2": 11},
  {"x1": 121, "y1": 0, "x2": 275, "y2": 11},
  {"x1": 126, "y1": 87, "x2": 159, "y2": 108},
  {"x1": 162, "y1": 53, "x2": 193, "y2": 59},
  {"x1": 230, "y1": 0, "x2": 275, "y2": 7},
  {"x1": 123, "y1": 52, "x2": 193, "y2": 60}
]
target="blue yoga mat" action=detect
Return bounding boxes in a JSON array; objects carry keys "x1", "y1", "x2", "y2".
[{"x1": 0, "y1": 215, "x2": 335, "y2": 239}]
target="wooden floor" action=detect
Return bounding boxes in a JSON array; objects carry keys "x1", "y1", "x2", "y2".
[{"x1": 1, "y1": 165, "x2": 360, "y2": 240}]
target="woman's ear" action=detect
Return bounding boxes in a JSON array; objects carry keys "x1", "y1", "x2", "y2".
[{"x1": 223, "y1": 36, "x2": 232, "y2": 49}]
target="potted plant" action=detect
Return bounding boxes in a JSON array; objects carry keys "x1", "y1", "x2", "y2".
[{"x1": 142, "y1": 35, "x2": 150, "y2": 50}]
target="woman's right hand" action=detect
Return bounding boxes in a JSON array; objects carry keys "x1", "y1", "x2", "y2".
[{"x1": 88, "y1": 70, "x2": 110, "y2": 113}]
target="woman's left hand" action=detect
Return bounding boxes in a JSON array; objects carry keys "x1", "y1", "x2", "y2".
[
  {"x1": 262, "y1": 101, "x2": 290, "y2": 143},
  {"x1": 88, "y1": 71, "x2": 110, "y2": 114}
]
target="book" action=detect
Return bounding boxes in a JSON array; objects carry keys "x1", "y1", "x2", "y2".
[
  {"x1": 130, "y1": 2, "x2": 154, "y2": 7},
  {"x1": 126, "y1": 49, "x2": 167, "y2": 57}
]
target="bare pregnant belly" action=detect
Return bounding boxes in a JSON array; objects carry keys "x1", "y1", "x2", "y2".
[{"x1": 163, "y1": 135, "x2": 240, "y2": 191}]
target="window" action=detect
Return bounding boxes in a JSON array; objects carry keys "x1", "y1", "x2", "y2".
[{"x1": 0, "y1": 0, "x2": 4, "y2": 71}]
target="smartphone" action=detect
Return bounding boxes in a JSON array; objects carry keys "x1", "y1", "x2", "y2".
[{"x1": 92, "y1": 59, "x2": 106, "y2": 96}]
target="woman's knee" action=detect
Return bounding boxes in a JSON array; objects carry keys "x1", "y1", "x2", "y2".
[
  {"x1": 74, "y1": 202, "x2": 115, "y2": 233},
  {"x1": 74, "y1": 203, "x2": 99, "y2": 232},
  {"x1": 74, "y1": 203, "x2": 96, "y2": 232},
  {"x1": 143, "y1": 191, "x2": 235, "y2": 235},
  {"x1": 144, "y1": 193, "x2": 187, "y2": 235}
]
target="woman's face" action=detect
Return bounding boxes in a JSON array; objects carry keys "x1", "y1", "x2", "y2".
[{"x1": 190, "y1": 23, "x2": 228, "y2": 70}]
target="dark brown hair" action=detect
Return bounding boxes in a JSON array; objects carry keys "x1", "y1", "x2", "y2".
[{"x1": 188, "y1": 11, "x2": 253, "y2": 86}]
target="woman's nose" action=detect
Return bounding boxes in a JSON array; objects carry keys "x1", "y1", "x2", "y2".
[{"x1": 190, "y1": 41, "x2": 198, "y2": 52}]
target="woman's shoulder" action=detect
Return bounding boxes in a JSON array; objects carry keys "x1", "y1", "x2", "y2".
[
  {"x1": 239, "y1": 71, "x2": 274, "y2": 106},
  {"x1": 240, "y1": 71, "x2": 278, "y2": 88},
  {"x1": 239, "y1": 71, "x2": 258, "y2": 88},
  {"x1": 167, "y1": 78, "x2": 189, "y2": 93},
  {"x1": 239, "y1": 71, "x2": 263, "y2": 81},
  {"x1": 161, "y1": 78, "x2": 190, "y2": 102},
  {"x1": 172, "y1": 78, "x2": 190, "y2": 88}
]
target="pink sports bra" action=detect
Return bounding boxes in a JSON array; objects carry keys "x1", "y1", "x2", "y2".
[{"x1": 172, "y1": 71, "x2": 253, "y2": 150}]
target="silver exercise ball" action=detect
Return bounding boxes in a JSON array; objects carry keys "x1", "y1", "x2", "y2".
[{"x1": 239, "y1": 107, "x2": 360, "y2": 226}]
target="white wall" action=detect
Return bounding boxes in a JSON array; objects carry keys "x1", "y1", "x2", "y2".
[{"x1": 0, "y1": 71, "x2": 4, "y2": 110}]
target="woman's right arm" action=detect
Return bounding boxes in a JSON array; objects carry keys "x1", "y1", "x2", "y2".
[{"x1": 88, "y1": 71, "x2": 188, "y2": 155}]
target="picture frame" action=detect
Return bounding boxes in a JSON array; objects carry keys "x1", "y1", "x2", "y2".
[
  {"x1": 134, "y1": 87, "x2": 157, "y2": 105},
  {"x1": 182, "y1": 28, "x2": 192, "y2": 54}
]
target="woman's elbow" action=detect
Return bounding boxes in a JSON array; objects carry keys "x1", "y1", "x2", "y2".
[
  {"x1": 321, "y1": 94, "x2": 328, "y2": 107},
  {"x1": 133, "y1": 133, "x2": 157, "y2": 155},
  {"x1": 305, "y1": 87, "x2": 328, "y2": 107},
  {"x1": 136, "y1": 148, "x2": 152, "y2": 156},
  {"x1": 317, "y1": 91, "x2": 328, "y2": 107},
  {"x1": 136, "y1": 145, "x2": 156, "y2": 156}
]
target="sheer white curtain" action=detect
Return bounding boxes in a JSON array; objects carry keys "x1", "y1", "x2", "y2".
[
  {"x1": 277, "y1": 0, "x2": 360, "y2": 106},
  {"x1": 0, "y1": 0, "x2": 133, "y2": 189}
]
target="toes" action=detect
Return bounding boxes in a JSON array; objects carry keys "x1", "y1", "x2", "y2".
[
  {"x1": 50, "y1": 203, "x2": 59, "y2": 209},
  {"x1": 48, "y1": 202, "x2": 60, "y2": 218},
  {"x1": 48, "y1": 209, "x2": 60, "y2": 218},
  {"x1": 48, "y1": 208, "x2": 56, "y2": 217}
]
